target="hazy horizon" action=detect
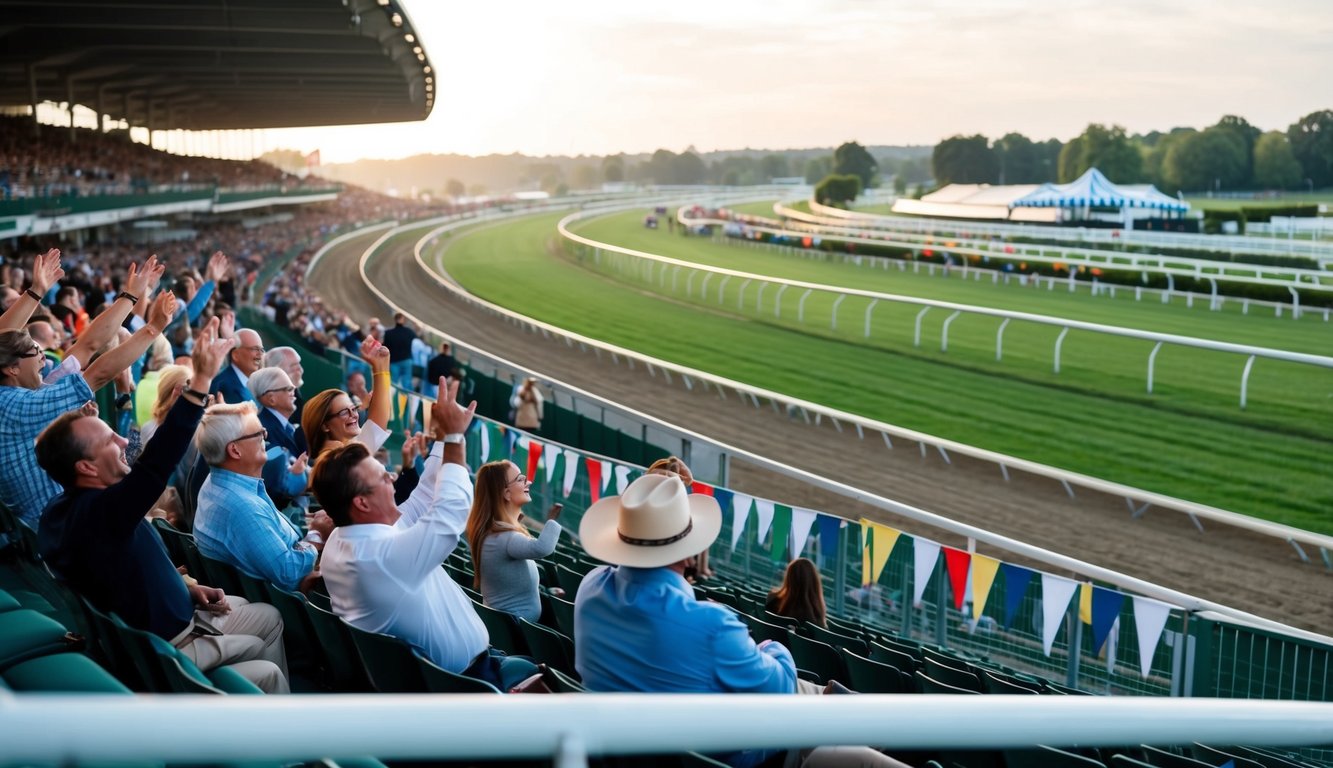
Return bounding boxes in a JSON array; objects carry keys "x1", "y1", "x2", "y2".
[{"x1": 253, "y1": 0, "x2": 1331, "y2": 163}]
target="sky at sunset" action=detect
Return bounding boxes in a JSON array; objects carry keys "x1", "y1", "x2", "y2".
[{"x1": 259, "y1": 0, "x2": 1333, "y2": 163}]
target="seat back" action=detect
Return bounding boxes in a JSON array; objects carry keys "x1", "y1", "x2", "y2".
[
  {"x1": 1141, "y1": 746, "x2": 1214, "y2": 768},
  {"x1": 1002, "y1": 745, "x2": 1107, "y2": 768},
  {"x1": 784, "y1": 628, "x2": 846, "y2": 686},
  {"x1": 545, "y1": 591, "x2": 577, "y2": 637},
  {"x1": 802, "y1": 621, "x2": 869, "y2": 656},
  {"x1": 264, "y1": 584, "x2": 329, "y2": 686},
  {"x1": 981, "y1": 668, "x2": 1041, "y2": 695},
  {"x1": 472, "y1": 600, "x2": 529, "y2": 655},
  {"x1": 342, "y1": 620, "x2": 427, "y2": 693},
  {"x1": 739, "y1": 613, "x2": 790, "y2": 645},
  {"x1": 555, "y1": 563, "x2": 586, "y2": 596},
  {"x1": 303, "y1": 602, "x2": 372, "y2": 692},
  {"x1": 915, "y1": 669, "x2": 980, "y2": 695},
  {"x1": 1189, "y1": 745, "x2": 1265, "y2": 768},
  {"x1": 922, "y1": 655, "x2": 982, "y2": 692},
  {"x1": 416, "y1": 651, "x2": 502, "y2": 694},
  {"x1": 869, "y1": 639, "x2": 920, "y2": 673},
  {"x1": 517, "y1": 617, "x2": 578, "y2": 678},
  {"x1": 840, "y1": 648, "x2": 914, "y2": 694}
]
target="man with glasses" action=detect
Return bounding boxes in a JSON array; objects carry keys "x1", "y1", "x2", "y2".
[
  {"x1": 36, "y1": 318, "x2": 290, "y2": 693},
  {"x1": 210, "y1": 327, "x2": 264, "y2": 405},
  {"x1": 311, "y1": 377, "x2": 537, "y2": 690},
  {"x1": 193, "y1": 401, "x2": 330, "y2": 595},
  {"x1": 247, "y1": 366, "x2": 310, "y2": 511}
]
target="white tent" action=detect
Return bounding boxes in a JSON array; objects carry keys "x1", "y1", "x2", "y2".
[{"x1": 1010, "y1": 168, "x2": 1188, "y2": 213}]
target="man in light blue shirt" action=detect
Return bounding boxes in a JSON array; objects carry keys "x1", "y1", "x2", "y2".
[
  {"x1": 576, "y1": 474, "x2": 898, "y2": 768},
  {"x1": 193, "y1": 402, "x2": 331, "y2": 593}
]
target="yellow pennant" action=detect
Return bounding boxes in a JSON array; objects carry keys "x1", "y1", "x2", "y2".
[{"x1": 970, "y1": 554, "x2": 1001, "y2": 620}]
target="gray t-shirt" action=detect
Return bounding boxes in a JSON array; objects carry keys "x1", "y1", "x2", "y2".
[{"x1": 479, "y1": 521, "x2": 562, "y2": 621}]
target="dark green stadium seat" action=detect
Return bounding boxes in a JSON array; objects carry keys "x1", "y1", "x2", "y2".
[
  {"x1": 840, "y1": 648, "x2": 915, "y2": 694},
  {"x1": 542, "y1": 664, "x2": 586, "y2": 693},
  {"x1": 738, "y1": 612, "x2": 790, "y2": 645},
  {"x1": 1, "y1": 652, "x2": 131, "y2": 693},
  {"x1": 1003, "y1": 745, "x2": 1107, "y2": 768},
  {"x1": 416, "y1": 651, "x2": 502, "y2": 694},
  {"x1": 1189, "y1": 745, "x2": 1265, "y2": 768},
  {"x1": 543, "y1": 590, "x2": 577, "y2": 637},
  {"x1": 556, "y1": 563, "x2": 586, "y2": 596},
  {"x1": 802, "y1": 621, "x2": 869, "y2": 656},
  {"x1": 343, "y1": 620, "x2": 428, "y2": 692},
  {"x1": 196, "y1": 552, "x2": 245, "y2": 598},
  {"x1": 981, "y1": 668, "x2": 1041, "y2": 695},
  {"x1": 784, "y1": 628, "x2": 846, "y2": 686},
  {"x1": 0, "y1": 608, "x2": 80, "y2": 671},
  {"x1": 0, "y1": 587, "x2": 23, "y2": 613},
  {"x1": 263, "y1": 584, "x2": 328, "y2": 685},
  {"x1": 303, "y1": 601, "x2": 373, "y2": 692},
  {"x1": 517, "y1": 617, "x2": 578, "y2": 678},
  {"x1": 472, "y1": 599, "x2": 529, "y2": 655},
  {"x1": 922, "y1": 655, "x2": 983, "y2": 692},
  {"x1": 1227, "y1": 746, "x2": 1315, "y2": 768},
  {"x1": 1140, "y1": 746, "x2": 1212, "y2": 768},
  {"x1": 915, "y1": 670, "x2": 980, "y2": 695}
]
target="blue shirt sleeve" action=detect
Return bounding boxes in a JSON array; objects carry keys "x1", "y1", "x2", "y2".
[
  {"x1": 711, "y1": 612, "x2": 797, "y2": 693},
  {"x1": 184, "y1": 280, "x2": 215, "y2": 324}
]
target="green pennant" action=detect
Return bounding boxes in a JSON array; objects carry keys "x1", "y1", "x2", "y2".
[{"x1": 769, "y1": 504, "x2": 793, "y2": 563}]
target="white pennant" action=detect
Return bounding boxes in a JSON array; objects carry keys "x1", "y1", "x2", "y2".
[
  {"x1": 911, "y1": 538, "x2": 940, "y2": 607},
  {"x1": 753, "y1": 500, "x2": 775, "y2": 544},
  {"x1": 543, "y1": 444, "x2": 561, "y2": 484},
  {"x1": 478, "y1": 422, "x2": 490, "y2": 461},
  {"x1": 614, "y1": 465, "x2": 632, "y2": 493},
  {"x1": 405, "y1": 394, "x2": 420, "y2": 427},
  {"x1": 1040, "y1": 573, "x2": 1079, "y2": 656},
  {"x1": 1104, "y1": 618, "x2": 1119, "y2": 673},
  {"x1": 1132, "y1": 596, "x2": 1173, "y2": 679},
  {"x1": 789, "y1": 508, "x2": 818, "y2": 557},
  {"x1": 561, "y1": 449, "x2": 580, "y2": 497},
  {"x1": 729, "y1": 493, "x2": 754, "y2": 550},
  {"x1": 599, "y1": 460, "x2": 612, "y2": 492}
]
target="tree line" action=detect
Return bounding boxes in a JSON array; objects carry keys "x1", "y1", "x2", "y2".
[{"x1": 931, "y1": 110, "x2": 1332, "y2": 194}]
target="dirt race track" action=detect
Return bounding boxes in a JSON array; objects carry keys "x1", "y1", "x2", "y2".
[{"x1": 308, "y1": 224, "x2": 1332, "y2": 636}]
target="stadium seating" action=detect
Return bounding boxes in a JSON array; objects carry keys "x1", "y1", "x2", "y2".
[{"x1": 416, "y1": 651, "x2": 502, "y2": 694}]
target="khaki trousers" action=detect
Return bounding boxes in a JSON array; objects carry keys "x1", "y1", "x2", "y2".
[{"x1": 174, "y1": 596, "x2": 290, "y2": 694}]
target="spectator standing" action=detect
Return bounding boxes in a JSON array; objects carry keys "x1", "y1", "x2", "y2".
[
  {"x1": 381, "y1": 312, "x2": 417, "y2": 413},
  {"x1": 465, "y1": 461, "x2": 562, "y2": 622},
  {"x1": 425, "y1": 341, "x2": 457, "y2": 399},
  {"x1": 511, "y1": 377, "x2": 543, "y2": 433}
]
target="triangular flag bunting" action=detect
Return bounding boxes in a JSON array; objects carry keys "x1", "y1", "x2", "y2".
[
  {"x1": 1079, "y1": 583, "x2": 1094, "y2": 625},
  {"x1": 1040, "y1": 573, "x2": 1079, "y2": 656},
  {"x1": 561, "y1": 449, "x2": 580, "y2": 497},
  {"x1": 478, "y1": 420, "x2": 490, "y2": 461},
  {"x1": 942, "y1": 547, "x2": 971, "y2": 611},
  {"x1": 730, "y1": 494, "x2": 754, "y2": 551},
  {"x1": 769, "y1": 504, "x2": 792, "y2": 563},
  {"x1": 1000, "y1": 563, "x2": 1034, "y2": 629},
  {"x1": 753, "y1": 500, "x2": 775, "y2": 545},
  {"x1": 712, "y1": 488, "x2": 734, "y2": 529},
  {"x1": 911, "y1": 537, "x2": 940, "y2": 607},
  {"x1": 1131, "y1": 596, "x2": 1173, "y2": 679},
  {"x1": 599, "y1": 461, "x2": 612, "y2": 492},
  {"x1": 525, "y1": 440, "x2": 542, "y2": 483},
  {"x1": 488, "y1": 422, "x2": 507, "y2": 462},
  {"x1": 585, "y1": 458, "x2": 602, "y2": 503},
  {"x1": 614, "y1": 465, "x2": 632, "y2": 493},
  {"x1": 970, "y1": 555, "x2": 1001, "y2": 620},
  {"x1": 543, "y1": 444, "x2": 561, "y2": 484},
  {"x1": 817, "y1": 514, "x2": 842, "y2": 561},
  {"x1": 1089, "y1": 586, "x2": 1125, "y2": 657},
  {"x1": 859, "y1": 521, "x2": 900, "y2": 586},
  {"x1": 690, "y1": 481, "x2": 714, "y2": 496},
  {"x1": 789, "y1": 508, "x2": 817, "y2": 558}
]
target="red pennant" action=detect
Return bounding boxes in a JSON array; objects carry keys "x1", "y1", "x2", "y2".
[
  {"x1": 690, "y1": 481, "x2": 714, "y2": 496},
  {"x1": 526, "y1": 440, "x2": 542, "y2": 483},
  {"x1": 942, "y1": 547, "x2": 972, "y2": 611},
  {"x1": 585, "y1": 458, "x2": 602, "y2": 503}
]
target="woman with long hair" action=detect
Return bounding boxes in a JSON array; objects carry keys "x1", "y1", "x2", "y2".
[
  {"x1": 302, "y1": 338, "x2": 393, "y2": 459},
  {"x1": 466, "y1": 460, "x2": 562, "y2": 621},
  {"x1": 766, "y1": 557, "x2": 827, "y2": 628}
]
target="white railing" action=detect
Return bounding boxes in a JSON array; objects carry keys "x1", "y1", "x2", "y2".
[
  {"x1": 775, "y1": 202, "x2": 1333, "y2": 293},
  {"x1": 806, "y1": 198, "x2": 1333, "y2": 261},
  {"x1": 2, "y1": 693, "x2": 1331, "y2": 767},
  {"x1": 570, "y1": 209, "x2": 1333, "y2": 408},
  {"x1": 321, "y1": 209, "x2": 1333, "y2": 639}
]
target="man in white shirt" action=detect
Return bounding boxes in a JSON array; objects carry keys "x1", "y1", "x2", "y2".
[{"x1": 310, "y1": 377, "x2": 536, "y2": 690}]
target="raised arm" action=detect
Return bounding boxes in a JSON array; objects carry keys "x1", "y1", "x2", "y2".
[
  {"x1": 0, "y1": 248, "x2": 63, "y2": 331},
  {"x1": 66, "y1": 255, "x2": 164, "y2": 368},
  {"x1": 84, "y1": 292, "x2": 176, "y2": 391}
]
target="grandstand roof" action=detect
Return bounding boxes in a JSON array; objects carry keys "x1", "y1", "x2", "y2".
[{"x1": 0, "y1": 0, "x2": 436, "y2": 130}]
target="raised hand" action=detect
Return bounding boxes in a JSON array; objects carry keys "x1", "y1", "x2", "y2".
[
  {"x1": 360, "y1": 336, "x2": 391, "y2": 374},
  {"x1": 433, "y1": 376, "x2": 477, "y2": 437},
  {"x1": 205, "y1": 251, "x2": 229, "y2": 283},
  {"x1": 30, "y1": 248, "x2": 64, "y2": 296},
  {"x1": 219, "y1": 310, "x2": 235, "y2": 340},
  {"x1": 124, "y1": 255, "x2": 165, "y2": 299},
  {"x1": 190, "y1": 317, "x2": 236, "y2": 384},
  {"x1": 288, "y1": 452, "x2": 309, "y2": 476},
  {"x1": 147, "y1": 291, "x2": 178, "y2": 332}
]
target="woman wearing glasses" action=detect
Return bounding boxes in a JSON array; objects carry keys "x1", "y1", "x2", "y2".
[
  {"x1": 465, "y1": 460, "x2": 563, "y2": 621},
  {"x1": 301, "y1": 337, "x2": 394, "y2": 459}
]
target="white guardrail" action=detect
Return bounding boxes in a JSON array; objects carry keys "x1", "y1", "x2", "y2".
[
  {"x1": 802, "y1": 197, "x2": 1333, "y2": 262},
  {"x1": 772, "y1": 201, "x2": 1333, "y2": 295},
  {"x1": 317, "y1": 203, "x2": 1333, "y2": 644},
  {"x1": 2, "y1": 694, "x2": 1332, "y2": 767},
  {"x1": 666, "y1": 210, "x2": 1333, "y2": 409}
]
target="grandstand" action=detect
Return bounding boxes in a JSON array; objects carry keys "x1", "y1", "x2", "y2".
[{"x1": 1, "y1": 3, "x2": 1332, "y2": 768}]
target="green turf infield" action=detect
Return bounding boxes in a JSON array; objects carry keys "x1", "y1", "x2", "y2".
[{"x1": 432, "y1": 211, "x2": 1333, "y2": 533}]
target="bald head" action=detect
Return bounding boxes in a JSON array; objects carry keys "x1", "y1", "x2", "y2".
[{"x1": 230, "y1": 328, "x2": 265, "y2": 376}]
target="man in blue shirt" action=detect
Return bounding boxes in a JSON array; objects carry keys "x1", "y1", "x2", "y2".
[
  {"x1": 576, "y1": 474, "x2": 898, "y2": 768},
  {"x1": 193, "y1": 401, "x2": 331, "y2": 594}
]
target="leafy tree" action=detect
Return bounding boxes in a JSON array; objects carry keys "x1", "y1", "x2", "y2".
[
  {"x1": 601, "y1": 155, "x2": 625, "y2": 183},
  {"x1": 893, "y1": 174, "x2": 908, "y2": 194},
  {"x1": 897, "y1": 157, "x2": 932, "y2": 185},
  {"x1": 1287, "y1": 109, "x2": 1333, "y2": 188},
  {"x1": 814, "y1": 174, "x2": 861, "y2": 206},
  {"x1": 995, "y1": 133, "x2": 1054, "y2": 184},
  {"x1": 1035, "y1": 139, "x2": 1063, "y2": 182},
  {"x1": 760, "y1": 154, "x2": 790, "y2": 181},
  {"x1": 1160, "y1": 127, "x2": 1247, "y2": 192},
  {"x1": 1212, "y1": 115, "x2": 1261, "y2": 187},
  {"x1": 833, "y1": 141, "x2": 878, "y2": 188},
  {"x1": 803, "y1": 156, "x2": 832, "y2": 184},
  {"x1": 1143, "y1": 128, "x2": 1195, "y2": 189},
  {"x1": 674, "y1": 151, "x2": 707, "y2": 184},
  {"x1": 1058, "y1": 124, "x2": 1143, "y2": 183},
  {"x1": 1253, "y1": 131, "x2": 1304, "y2": 189},
  {"x1": 932, "y1": 135, "x2": 998, "y2": 185},
  {"x1": 445, "y1": 178, "x2": 465, "y2": 198},
  {"x1": 571, "y1": 164, "x2": 599, "y2": 190}
]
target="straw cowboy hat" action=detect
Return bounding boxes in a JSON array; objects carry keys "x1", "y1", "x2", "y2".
[{"x1": 580, "y1": 473, "x2": 721, "y2": 568}]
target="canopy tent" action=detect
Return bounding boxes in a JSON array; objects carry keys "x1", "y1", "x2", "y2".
[{"x1": 1010, "y1": 168, "x2": 1188, "y2": 212}]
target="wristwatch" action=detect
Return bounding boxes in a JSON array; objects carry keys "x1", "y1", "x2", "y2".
[{"x1": 442, "y1": 433, "x2": 465, "y2": 444}]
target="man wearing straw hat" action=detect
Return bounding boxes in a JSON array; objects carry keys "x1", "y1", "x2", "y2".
[{"x1": 574, "y1": 474, "x2": 901, "y2": 768}]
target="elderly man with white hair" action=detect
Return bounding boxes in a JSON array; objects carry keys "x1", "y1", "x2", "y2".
[
  {"x1": 210, "y1": 327, "x2": 264, "y2": 405},
  {"x1": 263, "y1": 345, "x2": 305, "y2": 426},
  {"x1": 246, "y1": 366, "x2": 309, "y2": 510},
  {"x1": 192, "y1": 401, "x2": 329, "y2": 594}
]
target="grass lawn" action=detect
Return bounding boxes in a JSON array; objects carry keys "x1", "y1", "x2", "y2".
[
  {"x1": 1183, "y1": 192, "x2": 1333, "y2": 213},
  {"x1": 434, "y1": 211, "x2": 1333, "y2": 533}
]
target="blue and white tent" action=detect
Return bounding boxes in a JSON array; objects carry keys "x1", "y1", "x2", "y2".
[{"x1": 1010, "y1": 168, "x2": 1188, "y2": 212}]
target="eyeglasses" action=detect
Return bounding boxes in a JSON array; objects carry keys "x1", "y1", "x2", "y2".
[
  {"x1": 263, "y1": 385, "x2": 296, "y2": 396},
  {"x1": 227, "y1": 428, "x2": 267, "y2": 447},
  {"x1": 239, "y1": 345, "x2": 266, "y2": 355},
  {"x1": 324, "y1": 406, "x2": 357, "y2": 422},
  {"x1": 17, "y1": 344, "x2": 41, "y2": 359},
  {"x1": 506, "y1": 474, "x2": 528, "y2": 487}
]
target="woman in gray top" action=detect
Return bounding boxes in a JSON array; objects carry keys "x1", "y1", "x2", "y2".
[{"x1": 466, "y1": 460, "x2": 563, "y2": 621}]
